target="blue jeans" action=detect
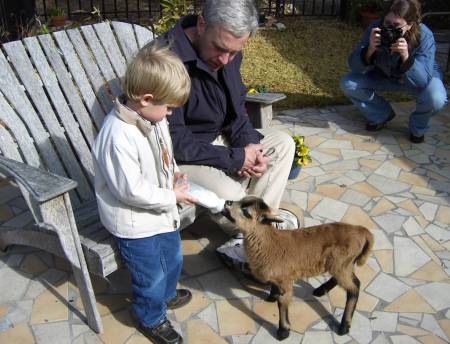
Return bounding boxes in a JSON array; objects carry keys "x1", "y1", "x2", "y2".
[
  {"x1": 115, "y1": 230, "x2": 182, "y2": 327},
  {"x1": 340, "y1": 72, "x2": 447, "y2": 136}
]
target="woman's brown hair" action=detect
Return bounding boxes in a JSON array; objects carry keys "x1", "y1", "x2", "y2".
[{"x1": 384, "y1": 0, "x2": 421, "y2": 49}]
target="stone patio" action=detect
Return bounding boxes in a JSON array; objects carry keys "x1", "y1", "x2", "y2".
[{"x1": 1, "y1": 101, "x2": 449, "y2": 344}]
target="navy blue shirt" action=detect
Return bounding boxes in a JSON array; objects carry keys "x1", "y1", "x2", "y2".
[{"x1": 162, "y1": 16, "x2": 263, "y2": 175}]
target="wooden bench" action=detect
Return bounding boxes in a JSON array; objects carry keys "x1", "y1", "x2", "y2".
[
  {"x1": 0, "y1": 21, "x2": 281, "y2": 333},
  {"x1": 245, "y1": 92, "x2": 287, "y2": 128}
]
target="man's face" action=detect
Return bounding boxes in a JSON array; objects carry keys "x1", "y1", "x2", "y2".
[{"x1": 196, "y1": 17, "x2": 250, "y2": 71}]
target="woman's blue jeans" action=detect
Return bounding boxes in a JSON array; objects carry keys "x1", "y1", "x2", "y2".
[
  {"x1": 340, "y1": 71, "x2": 447, "y2": 136},
  {"x1": 115, "y1": 230, "x2": 182, "y2": 327}
]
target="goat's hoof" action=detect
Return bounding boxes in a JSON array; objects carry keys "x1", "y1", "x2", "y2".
[
  {"x1": 277, "y1": 328, "x2": 290, "y2": 340},
  {"x1": 312, "y1": 288, "x2": 325, "y2": 297},
  {"x1": 337, "y1": 324, "x2": 350, "y2": 336},
  {"x1": 266, "y1": 294, "x2": 277, "y2": 302}
]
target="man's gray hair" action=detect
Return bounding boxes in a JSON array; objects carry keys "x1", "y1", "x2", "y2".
[{"x1": 202, "y1": 0, "x2": 259, "y2": 37}]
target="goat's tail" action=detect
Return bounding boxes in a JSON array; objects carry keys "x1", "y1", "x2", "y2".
[{"x1": 356, "y1": 228, "x2": 374, "y2": 266}]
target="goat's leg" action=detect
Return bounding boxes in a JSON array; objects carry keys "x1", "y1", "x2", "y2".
[
  {"x1": 313, "y1": 277, "x2": 338, "y2": 297},
  {"x1": 267, "y1": 283, "x2": 284, "y2": 302},
  {"x1": 337, "y1": 272, "x2": 360, "y2": 335},
  {"x1": 276, "y1": 282, "x2": 293, "y2": 340}
]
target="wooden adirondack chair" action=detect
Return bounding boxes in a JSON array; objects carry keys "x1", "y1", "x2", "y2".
[
  {"x1": 0, "y1": 21, "x2": 203, "y2": 334},
  {"x1": 0, "y1": 21, "x2": 283, "y2": 333}
]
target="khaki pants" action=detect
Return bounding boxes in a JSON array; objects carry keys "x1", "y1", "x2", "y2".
[{"x1": 180, "y1": 128, "x2": 295, "y2": 209}]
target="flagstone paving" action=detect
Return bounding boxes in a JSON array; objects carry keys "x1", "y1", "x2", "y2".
[{"x1": 0, "y1": 101, "x2": 449, "y2": 343}]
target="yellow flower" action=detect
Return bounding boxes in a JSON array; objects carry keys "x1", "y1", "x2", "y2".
[
  {"x1": 292, "y1": 135, "x2": 312, "y2": 166},
  {"x1": 248, "y1": 88, "x2": 257, "y2": 94}
]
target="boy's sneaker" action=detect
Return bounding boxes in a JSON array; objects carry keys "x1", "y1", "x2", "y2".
[
  {"x1": 167, "y1": 289, "x2": 192, "y2": 310},
  {"x1": 139, "y1": 319, "x2": 183, "y2": 344},
  {"x1": 129, "y1": 310, "x2": 182, "y2": 344}
]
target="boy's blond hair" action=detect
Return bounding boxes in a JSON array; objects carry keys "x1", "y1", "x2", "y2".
[{"x1": 123, "y1": 41, "x2": 190, "y2": 106}]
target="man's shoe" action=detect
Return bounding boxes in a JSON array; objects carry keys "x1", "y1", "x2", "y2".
[
  {"x1": 410, "y1": 133, "x2": 424, "y2": 144},
  {"x1": 216, "y1": 233, "x2": 247, "y2": 266},
  {"x1": 275, "y1": 208, "x2": 300, "y2": 230},
  {"x1": 366, "y1": 111, "x2": 396, "y2": 131},
  {"x1": 216, "y1": 232, "x2": 250, "y2": 277},
  {"x1": 216, "y1": 233, "x2": 246, "y2": 265},
  {"x1": 216, "y1": 236, "x2": 260, "y2": 279},
  {"x1": 167, "y1": 289, "x2": 192, "y2": 310},
  {"x1": 139, "y1": 319, "x2": 183, "y2": 344}
]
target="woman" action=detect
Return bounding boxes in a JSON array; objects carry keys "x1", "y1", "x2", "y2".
[{"x1": 341, "y1": 0, "x2": 447, "y2": 143}]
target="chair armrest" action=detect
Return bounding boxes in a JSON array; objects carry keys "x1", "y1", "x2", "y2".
[
  {"x1": 245, "y1": 93, "x2": 287, "y2": 128},
  {"x1": 0, "y1": 156, "x2": 78, "y2": 203},
  {"x1": 245, "y1": 92, "x2": 286, "y2": 105}
]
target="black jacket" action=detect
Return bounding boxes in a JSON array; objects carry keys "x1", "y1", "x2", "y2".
[{"x1": 162, "y1": 16, "x2": 263, "y2": 175}]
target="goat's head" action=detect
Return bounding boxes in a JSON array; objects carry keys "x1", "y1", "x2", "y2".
[{"x1": 221, "y1": 196, "x2": 283, "y2": 233}]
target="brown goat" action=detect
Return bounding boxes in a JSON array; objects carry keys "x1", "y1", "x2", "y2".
[{"x1": 222, "y1": 196, "x2": 374, "y2": 340}]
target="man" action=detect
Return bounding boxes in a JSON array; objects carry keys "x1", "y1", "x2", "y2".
[{"x1": 162, "y1": 0, "x2": 297, "y2": 267}]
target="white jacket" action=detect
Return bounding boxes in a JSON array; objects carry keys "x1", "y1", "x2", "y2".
[{"x1": 92, "y1": 98, "x2": 180, "y2": 238}]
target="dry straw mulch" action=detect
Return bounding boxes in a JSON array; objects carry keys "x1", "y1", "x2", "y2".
[{"x1": 242, "y1": 17, "x2": 413, "y2": 109}]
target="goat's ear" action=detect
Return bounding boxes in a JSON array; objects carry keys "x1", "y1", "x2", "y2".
[{"x1": 258, "y1": 213, "x2": 284, "y2": 224}]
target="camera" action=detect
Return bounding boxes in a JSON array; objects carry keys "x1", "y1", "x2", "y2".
[{"x1": 380, "y1": 26, "x2": 403, "y2": 46}]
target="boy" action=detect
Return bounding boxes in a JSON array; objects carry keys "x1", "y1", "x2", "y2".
[{"x1": 92, "y1": 42, "x2": 195, "y2": 344}]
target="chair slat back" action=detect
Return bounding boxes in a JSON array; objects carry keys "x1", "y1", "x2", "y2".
[{"x1": 0, "y1": 22, "x2": 155, "y2": 206}]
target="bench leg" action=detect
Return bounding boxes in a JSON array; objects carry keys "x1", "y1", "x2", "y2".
[
  {"x1": 246, "y1": 103, "x2": 273, "y2": 129},
  {"x1": 40, "y1": 194, "x2": 103, "y2": 333}
]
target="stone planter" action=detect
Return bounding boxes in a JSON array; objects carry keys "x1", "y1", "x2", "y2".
[{"x1": 49, "y1": 15, "x2": 67, "y2": 27}]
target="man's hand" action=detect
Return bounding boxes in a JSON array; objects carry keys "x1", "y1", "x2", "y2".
[
  {"x1": 251, "y1": 152, "x2": 270, "y2": 177},
  {"x1": 242, "y1": 143, "x2": 263, "y2": 170},
  {"x1": 390, "y1": 37, "x2": 409, "y2": 62},
  {"x1": 366, "y1": 27, "x2": 381, "y2": 63},
  {"x1": 238, "y1": 148, "x2": 271, "y2": 178}
]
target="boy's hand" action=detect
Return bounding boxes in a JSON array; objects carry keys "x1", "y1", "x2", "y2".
[
  {"x1": 174, "y1": 180, "x2": 197, "y2": 204},
  {"x1": 174, "y1": 172, "x2": 188, "y2": 187}
]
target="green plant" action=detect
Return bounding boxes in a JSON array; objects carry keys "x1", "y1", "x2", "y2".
[
  {"x1": 292, "y1": 135, "x2": 312, "y2": 166},
  {"x1": 33, "y1": 23, "x2": 50, "y2": 35},
  {"x1": 47, "y1": 7, "x2": 65, "y2": 17},
  {"x1": 153, "y1": 0, "x2": 190, "y2": 34},
  {"x1": 248, "y1": 84, "x2": 269, "y2": 93}
]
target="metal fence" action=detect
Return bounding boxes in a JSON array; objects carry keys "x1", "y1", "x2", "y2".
[
  {"x1": 1, "y1": 0, "x2": 342, "y2": 42},
  {"x1": 33, "y1": 0, "x2": 342, "y2": 21},
  {"x1": 263, "y1": 0, "x2": 342, "y2": 17}
]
